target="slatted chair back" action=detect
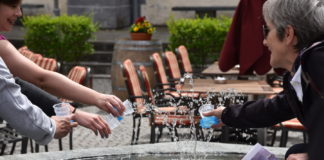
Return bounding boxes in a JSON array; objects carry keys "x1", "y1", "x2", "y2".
[
  {"x1": 30, "y1": 54, "x2": 43, "y2": 63},
  {"x1": 18, "y1": 46, "x2": 34, "y2": 59},
  {"x1": 122, "y1": 59, "x2": 146, "y2": 114},
  {"x1": 150, "y1": 53, "x2": 172, "y2": 90},
  {"x1": 17, "y1": 46, "x2": 60, "y2": 72},
  {"x1": 163, "y1": 51, "x2": 182, "y2": 80},
  {"x1": 35, "y1": 57, "x2": 59, "y2": 71},
  {"x1": 61, "y1": 66, "x2": 89, "y2": 103},
  {"x1": 138, "y1": 65, "x2": 154, "y2": 101},
  {"x1": 18, "y1": 46, "x2": 28, "y2": 52},
  {"x1": 150, "y1": 52, "x2": 201, "y2": 98},
  {"x1": 67, "y1": 66, "x2": 88, "y2": 85},
  {"x1": 176, "y1": 45, "x2": 193, "y2": 73}
]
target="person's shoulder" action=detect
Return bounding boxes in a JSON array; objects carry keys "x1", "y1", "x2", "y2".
[{"x1": 301, "y1": 40, "x2": 324, "y2": 60}]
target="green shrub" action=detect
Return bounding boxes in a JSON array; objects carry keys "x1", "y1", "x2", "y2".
[
  {"x1": 22, "y1": 15, "x2": 98, "y2": 62},
  {"x1": 167, "y1": 16, "x2": 232, "y2": 65}
]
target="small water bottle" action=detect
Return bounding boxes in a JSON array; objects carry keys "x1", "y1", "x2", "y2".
[
  {"x1": 198, "y1": 104, "x2": 219, "y2": 128},
  {"x1": 105, "y1": 100, "x2": 134, "y2": 130}
]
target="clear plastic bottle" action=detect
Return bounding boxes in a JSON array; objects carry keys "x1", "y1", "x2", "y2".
[
  {"x1": 198, "y1": 104, "x2": 219, "y2": 128},
  {"x1": 105, "y1": 99, "x2": 134, "y2": 130}
]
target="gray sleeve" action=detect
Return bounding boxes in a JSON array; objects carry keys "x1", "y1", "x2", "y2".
[{"x1": 0, "y1": 73, "x2": 56, "y2": 145}]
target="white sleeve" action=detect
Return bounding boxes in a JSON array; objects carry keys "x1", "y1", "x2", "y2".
[{"x1": 0, "y1": 58, "x2": 55, "y2": 145}]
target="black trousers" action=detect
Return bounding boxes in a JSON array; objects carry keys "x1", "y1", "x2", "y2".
[
  {"x1": 285, "y1": 143, "x2": 307, "y2": 159},
  {"x1": 15, "y1": 77, "x2": 60, "y2": 116}
]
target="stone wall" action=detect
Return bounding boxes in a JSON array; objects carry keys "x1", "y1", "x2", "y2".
[
  {"x1": 67, "y1": 0, "x2": 131, "y2": 29},
  {"x1": 21, "y1": 0, "x2": 240, "y2": 26},
  {"x1": 141, "y1": 0, "x2": 240, "y2": 25},
  {"x1": 21, "y1": 0, "x2": 52, "y2": 15}
]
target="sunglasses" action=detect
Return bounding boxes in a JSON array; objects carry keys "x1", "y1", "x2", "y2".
[{"x1": 262, "y1": 25, "x2": 270, "y2": 38}]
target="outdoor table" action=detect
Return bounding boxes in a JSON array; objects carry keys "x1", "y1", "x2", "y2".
[
  {"x1": 180, "y1": 78, "x2": 275, "y2": 145},
  {"x1": 202, "y1": 61, "x2": 276, "y2": 81},
  {"x1": 202, "y1": 61, "x2": 240, "y2": 76},
  {"x1": 180, "y1": 79, "x2": 274, "y2": 96}
]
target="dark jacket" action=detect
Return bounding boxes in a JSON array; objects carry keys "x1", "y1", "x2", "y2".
[
  {"x1": 221, "y1": 41, "x2": 324, "y2": 159},
  {"x1": 15, "y1": 77, "x2": 59, "y2": 116}
]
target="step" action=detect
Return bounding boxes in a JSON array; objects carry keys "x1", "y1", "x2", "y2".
[
  {"x1": 91, "y1": 74, "x2": 111, "y2": 79},
  {"x1": 80, "y1": 51, "x2": 113, "y2": 62},
  {"x1": 91, "y1": 41, "x2": 114, "y2": 51},
  {"x1": 79, "y1": 61, "x2": 112, "y2": 74}
]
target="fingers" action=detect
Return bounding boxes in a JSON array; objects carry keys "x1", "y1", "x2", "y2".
[
  {"x1": 111, "y1": 95, "x2": 125, "y2": 113},
  {"x1": 104, "y1": 95, "x2": 125, "y2": 117},
  {"x1": 202, "y1": 107, "x2": 225, "y2": 118},
  {"x1": 106, "y1": 103, "x2": 120, "y2": 117},
  {"x1": 202, "y1": 110, "x2": 215, "y2": 117},
  {"x1": 70, "y1": 122, "x2": 78, "y2": 127},
  {"x1": 92, "y1": 116, "x2": 110, "y2": 138},
  {"x1": 52, "y1": 115, "x2": 79, "y2": 139}
]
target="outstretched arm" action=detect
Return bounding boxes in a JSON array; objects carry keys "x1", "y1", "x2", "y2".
[
  {"x1": 16, "y1": 77, "x2": 111, "y2": 137},
  {"x1": 0, "y1": 40, "x2": 125, "y2": 116}
]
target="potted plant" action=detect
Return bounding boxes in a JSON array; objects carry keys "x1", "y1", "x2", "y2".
[{"x1": 130, "y1": 16, "x2": 155, "y2": 40}]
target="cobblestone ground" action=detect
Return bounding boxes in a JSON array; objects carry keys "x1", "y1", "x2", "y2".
[{"x1": 3, "y1": 79, "x2": 304, "y2": 155}]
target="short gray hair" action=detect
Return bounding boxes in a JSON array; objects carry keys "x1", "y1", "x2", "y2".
[{"x1": 263, "y1": 0, "x2": 324, "y2": 50}]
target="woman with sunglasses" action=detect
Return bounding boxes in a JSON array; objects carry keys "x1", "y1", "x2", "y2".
[
  {"x1": 205, "y1": 0, "x2": 324, "y2": 159},
  {"x1": 0, "y1": 0, "x2": 125, "y2": 144}
]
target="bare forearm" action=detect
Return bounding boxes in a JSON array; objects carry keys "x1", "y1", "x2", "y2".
[{"x1": 36, "y1": 71, "x2": 101, "y2": 106}]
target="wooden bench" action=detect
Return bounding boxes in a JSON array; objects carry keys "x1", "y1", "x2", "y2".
[{"x1": 172, "y1": 6, "x2": 236, "y2": 18}]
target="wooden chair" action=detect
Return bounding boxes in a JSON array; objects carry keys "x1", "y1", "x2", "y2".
[
  {"x1": 18, "y1": 46, "x2": 60, "y2": 72},
  {"x1": 122, "y1": 59, "x2": 200, "y2": 144},
  {"x1": 175, "y1": 45, "x2": 207, "y2": 78},
  {"x1": 163, "y1": 51, "x2": 182, "y2": 82},
  {"x1": 175, "y1": 45, "x2": 193, "y2": 74},
  {"x1": 35, "y1": 57, "x2": 60, "y2": 72},
  {"x1": 137, "y1": 64, "x2": 201, "y2": 143},
  {"x1": 61, "y1": 66, "x2": 90, "y2": 104},
  {"x1": 271, "y1": 118, "x2": 307, "y2": 147},
  {"x1": 163, "y1": 51, "x2": 207, "y2": 98},
  {"x1": 150, "y1": 52, "x2": 201, "y2": 99},
  {"x1": 0, "y1": 124, "x2": 28, "y2": 155},
  {"x1": 122, "y1": 59, "x2": 153, "y2": 144}
]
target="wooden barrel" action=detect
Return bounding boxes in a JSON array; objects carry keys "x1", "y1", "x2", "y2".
[{"x1": 111, "y1": 39, "x2": 162, "y2": 100}]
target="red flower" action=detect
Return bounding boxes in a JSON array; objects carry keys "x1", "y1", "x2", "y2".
[{"x1": 135, "y1": 16, "x2": 146, "y2": 24}]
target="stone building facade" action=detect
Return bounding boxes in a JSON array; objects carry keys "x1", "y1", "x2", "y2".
[{"x1": 22, "y1": 0, "x2": 239, "y2": 27}]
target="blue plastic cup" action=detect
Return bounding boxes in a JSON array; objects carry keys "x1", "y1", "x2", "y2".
[{"x1": 200, "y1": 116, "x2": 219, "y2": 128}]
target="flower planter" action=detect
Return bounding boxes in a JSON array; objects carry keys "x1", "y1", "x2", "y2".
[{"x1": 130, "y1": 33, "x2": 152, "y2": 40}]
